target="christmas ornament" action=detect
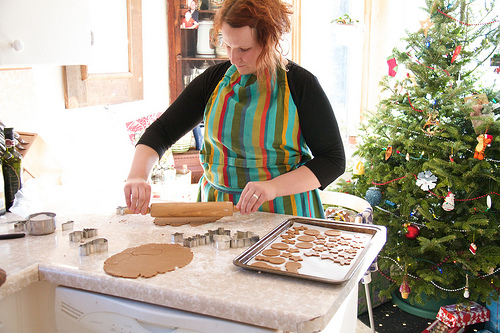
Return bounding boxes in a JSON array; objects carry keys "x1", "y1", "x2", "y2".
[
  {"x1": 442, "y1": 191, "x2": 455, "y2": 211},
  {"x1": 419, "y1": 16, "x2": 434, "y2": 37},
  {"x1": 387, "y1": 56, "x2": 398, "y2": 77},
  {"x1": 487, "y1": 195, "x2": 492, "y2": 210},
  {"x1": 467, "y1": 93, "x2": 492, "y2": 132},
  {"x1": 451, "y1": 45, "x2": 462, "y2": 63},
  {"x1": 365, "y1": 187, "x2": 382, "y2": 207},
  {"x1": 470, "y1": 243, "x2": 477, "y2": 255},
  {"x1": 385, "y1": 200, "x2": 397, "y2": 208},
  {"x1": 416, "y1": 171, "x2": 437, "y2": 191},
  {"x1": 492, "y1": 54, "x2": 500, "y2": 66},
  {"x1": 399, "y1": 275, "x2": 411, "y2": 299},
  {"x1": 353, "y1": 161, "x2": 365, "y2": 175},
  {"x1": 384, "y1": 146, "x2": 393, "y2": 161},
  {"x1": 473, "y1": 133, "x2": 492, "y2": 160},
  {"x1": 404, "y1": 223, "x2": 420, "y2": 240},
  {"x1": 422, "y1": 112, "x2": 442, "y2": 135},
  {"x1": 464, "y1": 275, "x2": 470, "y2": 298}
]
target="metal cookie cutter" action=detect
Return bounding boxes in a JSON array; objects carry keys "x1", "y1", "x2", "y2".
[
  {"x1": 230, "y1": 231, "x2": 260, "y2": 248},
  {"x1": 79, "y1": 238, "x2": 108, "y2": 256},
  {"x1": 116, "y1": 206, "x2": 127, "y2": 215},
  {"x1": 14, "y1": 220, "x2": 27, "y2": 232},
  {"x1": 61, "y1": 220, "x2": 75, "y2": 231},
  {"x1": 69, "y1": 228, "x2": 98, "y2": 242},
  {"x1": 171, "y1": 228, "x2": 259, "y2": 250}
]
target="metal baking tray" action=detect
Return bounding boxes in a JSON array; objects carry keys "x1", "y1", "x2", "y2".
[{"x1": 233, "y1": 217, "x2": 385, "y2": 284}]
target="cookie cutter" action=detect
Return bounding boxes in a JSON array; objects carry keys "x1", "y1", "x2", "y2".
[
  {"x1": 79, "y1": 238, "x2": 108, "y2": 256},
  {"x1": 116, "y1": 206, "x2": 127, "y2": 215},
  {"x1": 14, "y1": 220, "x2": 27, "y2": 232},
  {"x1": 69, "y1": 228, "x2": 98, "y2": 242},
  {"x1": 61, "y1": 220, "x2": 75, "y2": 231},
  {"x1": 171, "y1": 228, "x2": 259, "y2": 249}
]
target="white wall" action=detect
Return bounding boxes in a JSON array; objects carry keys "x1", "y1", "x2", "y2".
[{"x1": 0, "y1": 0, "x2": 169, "y2": 215}]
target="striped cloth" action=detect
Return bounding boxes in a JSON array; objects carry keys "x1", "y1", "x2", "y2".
[{"x1": 198, "y1": 65, "x2": 324, "y2": 218}]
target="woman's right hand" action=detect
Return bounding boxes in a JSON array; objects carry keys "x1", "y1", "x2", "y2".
[
  {"x1": 124, "y1": 177, "x2": 151, "y2": 215},
  {"x1": 124, "y1": 144, "x2": 159, "y2": 215}
]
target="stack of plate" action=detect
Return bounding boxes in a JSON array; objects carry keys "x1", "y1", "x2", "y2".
[{"x1": 171, "y1": 132, "x2": 192, "y2": 153}]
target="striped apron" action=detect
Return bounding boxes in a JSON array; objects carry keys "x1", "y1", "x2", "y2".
[{"x1": 198, "y1": 65, "x2": 324, "y2": 218}]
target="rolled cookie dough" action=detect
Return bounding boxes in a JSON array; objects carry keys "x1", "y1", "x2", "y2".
[{"x1": 103, "y1": 243, "x2": 193, "y2": 278}]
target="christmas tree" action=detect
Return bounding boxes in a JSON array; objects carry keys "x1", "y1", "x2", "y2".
[{"x1": 340, "y1": 0, "x2": 500, "y2": 304}]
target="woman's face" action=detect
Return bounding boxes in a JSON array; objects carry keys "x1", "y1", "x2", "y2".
[{"x1": 221, "y1": 22, "x2": 262, "y2": 75}]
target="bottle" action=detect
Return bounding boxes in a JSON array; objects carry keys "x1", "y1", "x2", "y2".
[
  {"x1": 0, "y1": 162, "x2": 5, "y2": 215},
  {"x1": 2, "y1": 127, "x2": 22, "y2": 211}
]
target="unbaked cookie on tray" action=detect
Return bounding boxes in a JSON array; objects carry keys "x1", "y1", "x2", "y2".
[{"x1": 247, "y1": 221, "x2": 372, "y2": 282}]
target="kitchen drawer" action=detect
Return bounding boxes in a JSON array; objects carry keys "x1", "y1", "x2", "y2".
[{"x1": 173, "y1": 149, "x2": 203, "y2": 184}]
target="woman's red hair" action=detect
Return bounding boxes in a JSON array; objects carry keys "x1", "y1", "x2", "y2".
[{"x1": 213, "y1": 0, "x2": 292, "y2": 80}]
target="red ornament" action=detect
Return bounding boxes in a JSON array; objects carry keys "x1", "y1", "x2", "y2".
[
  {"x1": 405, "y1": 224, "x2": 420, "y2": 240},
  {"x1": 470, "y1": 243, "x2": 477, "y2": 255},
  {"x1": 451, "y1": 45, "x2": 462, "y2": 63}
]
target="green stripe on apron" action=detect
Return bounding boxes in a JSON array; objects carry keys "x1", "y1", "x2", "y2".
[{"x1": 198, "y1": 65, "x2": 324, "y2": 218}]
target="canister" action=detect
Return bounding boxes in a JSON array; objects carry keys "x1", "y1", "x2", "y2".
[
  {"x1": 27, "y1": 212, "x2": 56, "y2": 235},
  {"x1": 196, "y1": 20, "x2": 215, "y2": 57}
]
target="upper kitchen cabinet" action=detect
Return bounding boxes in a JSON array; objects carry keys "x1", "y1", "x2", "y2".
[
  {"x1": 0, "y1": 0, "x2": 91, "y2": 67},
  {"x1": 167, "y1": 0, "x2": 228, "y2": 103}
]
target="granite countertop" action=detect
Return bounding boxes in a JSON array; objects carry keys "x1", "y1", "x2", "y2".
[{"x1": 0, "y1": 210, "x2": 385, "y2": 333}]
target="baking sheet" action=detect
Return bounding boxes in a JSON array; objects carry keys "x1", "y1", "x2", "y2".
[{"x1": 233, "y1": 217, "x2": 384, "y2": 284}]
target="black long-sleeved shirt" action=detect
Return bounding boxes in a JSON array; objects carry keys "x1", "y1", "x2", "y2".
[{"x1": 138, "y1": 60, "x2": 346, "y2": 189}]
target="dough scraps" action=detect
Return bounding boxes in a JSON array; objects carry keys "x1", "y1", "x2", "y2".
[{"x1": 103, "y1": 243, "x2": 193, "y2": 279}]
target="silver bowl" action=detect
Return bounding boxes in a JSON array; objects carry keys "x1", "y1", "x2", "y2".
[{"x1": 27, "y1": 212, "x2": 56, "y2": 235}]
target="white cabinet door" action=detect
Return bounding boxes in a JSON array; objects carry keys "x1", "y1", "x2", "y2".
[{"x1": 0, "y1": 0, "x2": 90, "y2": 67}]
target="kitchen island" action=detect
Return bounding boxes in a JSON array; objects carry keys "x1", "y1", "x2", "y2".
[{"x1": 0, "y1": 210, "x2": 385, "y2": 332}]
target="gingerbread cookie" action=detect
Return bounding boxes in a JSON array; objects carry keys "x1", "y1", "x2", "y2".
[
  {"x1": 285, "y1": 261, "x2": 302, "y2": 273},
  {"x1": 295, "y1": 242, "x2": 314, "y2": 249},
  {"x1": 271, "y1": 243, "x2": 290, "y2": 250},
  {"x1": 297, "y1": 235, "x2": 315, "y2": 242},
  {"x1": 262, "y1": 248, "x2": 281, "y2": 256},
  {"x1": 303, "y1": 229, "x2": 321, "y2": 236},
  {"x1": 325, "y1": 230, "x2": 342, "y2": 237},
  {"x1": 334, "y1": 257, "x2": 351, "y2": 266},
  {"x1": 251, "y1": 261, "x2": 281, "y2": 270},
  {"x1": 304, "y1": 250, "x2": 321, "y2": 257},
  {"x1": 255, "y1": 255, "x2": 286, "y2": 265}
]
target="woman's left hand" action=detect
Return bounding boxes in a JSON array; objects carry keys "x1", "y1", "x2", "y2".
[
  {"x1": 236, "y1": 181, "x2": 277, "y2": 215},
  {"x1": 234, "y1": 166, "x2": 321, "y2": 215}
]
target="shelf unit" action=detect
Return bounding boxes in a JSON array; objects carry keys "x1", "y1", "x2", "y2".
[
  {"x1": 167, "y1": 0, "x2": 228, "y2": 182},
  {"x1": 167, "y1": 0, "x2": 228, "y2": 103}
]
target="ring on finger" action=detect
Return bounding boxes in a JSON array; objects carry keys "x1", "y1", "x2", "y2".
[{"x1": 252, "y1": 193, "x2": 259, "y2": 200}]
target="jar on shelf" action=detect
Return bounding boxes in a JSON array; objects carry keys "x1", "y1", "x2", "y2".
[
  {"x1": 210, "y1": 0, "x2": 224, "y2": 10},
  {"x1": 196, "y1": 20, "x2": 215, "y2": 58}
]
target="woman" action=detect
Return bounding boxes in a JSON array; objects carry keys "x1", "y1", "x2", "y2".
[{"x1": 124, "y1": 0, "x2": 345, "y2": 217}]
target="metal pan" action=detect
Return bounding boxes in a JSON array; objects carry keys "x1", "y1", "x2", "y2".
[{"x1": 233, "y1": 217, "x2": 385, "y2": 284}]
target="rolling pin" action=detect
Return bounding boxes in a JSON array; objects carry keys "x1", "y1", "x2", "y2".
[{"x1": 117, "y1": 201, "x2": 235, "y2": 218}]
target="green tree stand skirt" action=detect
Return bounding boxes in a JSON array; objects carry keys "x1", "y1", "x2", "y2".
[{"x1": 391, "y1": 291, "x2": 458, "y2": 319}]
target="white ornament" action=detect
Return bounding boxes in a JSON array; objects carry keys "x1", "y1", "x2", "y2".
[
  {"x1": 416, "y1": 171, "x2": 438, "y2": 191},
  {"x1": 442, "y1": 191, "x2": 455, "y2": 211}
]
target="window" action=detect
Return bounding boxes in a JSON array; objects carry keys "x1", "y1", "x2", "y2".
[
  {"x1": 296, "y1": 0, "x2": 427, "y2": 138},
  {"x1": 299, "y1": 0, "x2": 364, "y2": 137}
]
